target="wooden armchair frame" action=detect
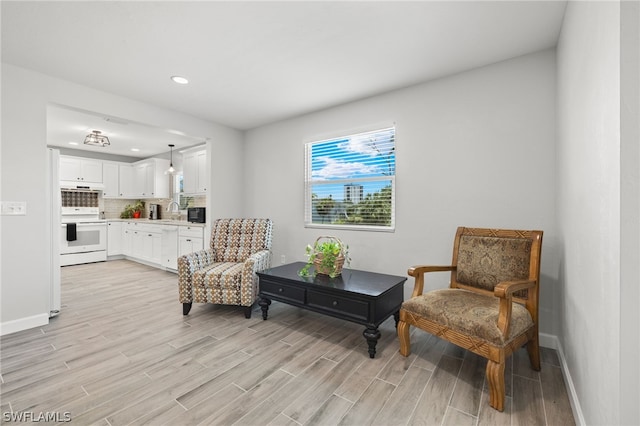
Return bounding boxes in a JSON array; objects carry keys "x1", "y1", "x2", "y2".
[{"x1": 397, "y1": 227, "x2": 543, "y2": 411}]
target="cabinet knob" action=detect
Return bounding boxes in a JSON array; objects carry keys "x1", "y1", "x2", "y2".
[
  {"x1": 332, "y1": 301, "x2": 338, "y2": 307},
  {"x1": 278, "y1": 288, "x2": 284, "y2": 293}
]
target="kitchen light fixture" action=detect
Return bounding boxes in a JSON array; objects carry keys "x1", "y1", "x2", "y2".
[
  {"x1": 83, "y1": 130, "x2": 110, "y2": 147},
  {"x1": 170, "y1": 75, "x2": 189, "y2": 85},
  {"x1": 165, "y1": 144, "x2": 176, "y2": 175}
]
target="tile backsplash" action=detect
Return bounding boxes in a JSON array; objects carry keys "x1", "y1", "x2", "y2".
[
  {"x1": 101, "y1": 195, "x2": 206, "y2": 220},
  {"x1": 61, "y1": 190, "x2": 99, "y2": 207}
]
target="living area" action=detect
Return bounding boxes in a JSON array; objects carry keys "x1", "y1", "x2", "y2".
[{"x1": 1, "y1": 2, "x2": 638, "y2": 425}]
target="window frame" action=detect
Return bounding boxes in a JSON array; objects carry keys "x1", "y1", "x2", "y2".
[{"x1": 304, "y1": 126, "x2": 396, "y2": 232}]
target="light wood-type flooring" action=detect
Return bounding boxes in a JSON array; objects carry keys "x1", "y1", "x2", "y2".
[{"x1": 1, "y1": 260, "x2": 575, "y2": 425}]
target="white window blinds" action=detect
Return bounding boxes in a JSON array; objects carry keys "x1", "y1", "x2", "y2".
[{"x1": 305, "y1": 126, "x2": 396, "y2": 231}]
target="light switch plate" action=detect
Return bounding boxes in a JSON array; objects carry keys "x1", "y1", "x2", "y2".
[{"x1": 1, "y1": 201, "x2": 27, "y2": 215}]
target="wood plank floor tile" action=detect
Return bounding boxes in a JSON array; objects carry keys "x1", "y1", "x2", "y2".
[
  {"x1": 0, "y1": 260, "x2": 575, "y2": 426},
  {"x1": 540, "y1": 364, "x2": 576, "y2": 425},
  {"x1": 512, "y1": 375, "x2": 546, "y2": 425},
  {"x1": 372, "y1": 365, "x2": 433, "y2": 426},
  {"x1": 338, "y1": 378, "x2": 396, "y2": 425},
  {"x1": 409, "y1": 354, "x2": 463, "y2": 425},
  {"x1": 305, "y1": 394, "x2": 353, "y2": 426},
  {"x1": 442, "y1": 407, "x2": 477, "y2": 425},
  {"x1": 449, "y1": 350, "x2": 486, "y2": 416},
  {"x1": 233, "y1": 357, "x2": 337, "y2": 426}
]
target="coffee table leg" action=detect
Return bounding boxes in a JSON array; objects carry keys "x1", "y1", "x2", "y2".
[
  {"x1": 258, "y1": 297, "x2": 271, "y2": 320},
  {"x1": 394, "y1": 311, "x2": 400, "y2": 328},
  {"x1": 363, "y1": 326, "x2": 381, "y2": 358}
]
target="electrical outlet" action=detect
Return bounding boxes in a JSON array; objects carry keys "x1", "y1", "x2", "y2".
[
  {"x1": 280, "y1": 255, "x2": 286, "y2": 264},
  {"x1": 1, "y1": 201, "x2": 27, "y2": 216}
]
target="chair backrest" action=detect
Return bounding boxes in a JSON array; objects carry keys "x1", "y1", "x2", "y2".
[
  {"x1": 451, "y1": 227, "x2": 543, "y2": 308},
  {"x1": 210, "y1": 218, "x2": 273, "y2": 262}
]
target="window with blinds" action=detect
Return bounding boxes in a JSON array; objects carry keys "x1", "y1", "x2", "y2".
[{"x1": 304, "y1": 126, "x2": 396, "y2": 231}]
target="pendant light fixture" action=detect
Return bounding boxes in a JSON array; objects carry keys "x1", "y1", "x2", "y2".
[
  {"x1": 83, "y1": 130, "x2": 110, "y2": 147},
  {"x1": 166, "y1": 144, "x2": 176, "y2": 175}
]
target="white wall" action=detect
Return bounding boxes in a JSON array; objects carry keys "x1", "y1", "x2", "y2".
[
  {"x1": 244, "y1": 50, "x2": 559, "y2": 335},
  {"x1": 557, "y1": 2, "x2": 623, "y2": 424},
  {"x1": 620, "y1": 2, "x2": 640, "y2": 423},
  {"x1": 0, "y1": 64, "x2": 244, "y2": 333}
]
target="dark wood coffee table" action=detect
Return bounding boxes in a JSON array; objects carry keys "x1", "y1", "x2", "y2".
[{"x1": 256, "y1": 262, "x2": 406, "y2": 358}]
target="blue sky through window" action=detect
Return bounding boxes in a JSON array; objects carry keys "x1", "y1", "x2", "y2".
[{"x1": 309, "y1": 128, "x2": 395, "y2": 201}]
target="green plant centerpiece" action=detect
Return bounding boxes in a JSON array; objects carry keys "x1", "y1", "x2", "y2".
[
  {"x1": 299, "y1": 236, "x2": 350, "y2": 278},
  {"x1": 120, "y1": 200, "x2": 145, "y2": 218}
]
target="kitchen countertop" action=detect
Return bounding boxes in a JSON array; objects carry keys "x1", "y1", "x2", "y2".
[{"x1": 107, "y1": 218, "x2": 206, "y2": 227}]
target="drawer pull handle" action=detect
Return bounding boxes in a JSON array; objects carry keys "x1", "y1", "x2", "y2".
[
  {"x1": 332, "y1": 301, "x2": 338, "y2": 307},
  {"x1": 278, "y1": 288, "x2": 284, "y2": 293}
]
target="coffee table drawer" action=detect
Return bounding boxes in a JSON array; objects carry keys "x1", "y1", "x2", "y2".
[
  {"x1": 260, "y1": 280, "x2": 306, "y2": 304},
  {"x1": 307, "y1": 290, "x2": 369, "y2": 321}
]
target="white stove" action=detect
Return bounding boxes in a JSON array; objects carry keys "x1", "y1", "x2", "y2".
[
  {"x1": 60, "y1": 206, "x2": 107, "y2": 266},
  {"x1": 61, "y1": 207, "x2": 106, "y2": 223}
]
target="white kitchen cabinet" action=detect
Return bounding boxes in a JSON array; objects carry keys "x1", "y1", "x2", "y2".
[
  {"x1": 133, "y1": 163, "x2": 150, "y2": 198},
  {"x1": 128, "y1": 222, "x2": 162, "y2": 265},
  {"x1": 122, "y1": 224, "x2": 133, "y2": 256},
  {"x1": 109, "y1": 221, "x2": 204, "y2": 271},
  {"x1": 102, "y1": 162, "x2": 120, "y2": 198},
  {"x1": 182, "y1": 147, "x2": 207, "y2": 194},
  {"x1": 196, "y1": 150, "x2": 207, "y2": 193},
  {"x1": 161, "y1": 226, "x2": 178, "y2": 270},
  {"x1": 118, "y1": 164, "x2": 135, "y2": 198},
  {"x1": 60, "y1": 156, "x2": 103, "y2": 183},
  {"x1": 132, "y1": 158, "x2": 170, "y2": 199},
  {"x1": 107, "y1": 221, "x2": 123, "y2": 256},
  {"x1": 144, "y1": 231, "x2": 162, "y2": 265},
  {"x1": 178, "y1": 225, "x2": 205, "y2": 256}
]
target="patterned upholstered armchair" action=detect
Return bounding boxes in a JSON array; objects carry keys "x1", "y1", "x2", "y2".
[
  {"x1": 398, "y1": 227, "x2": 543, "y2": 412},
  {"x1": 178, "y1": 218, "x2": 273, "y2": 318}
]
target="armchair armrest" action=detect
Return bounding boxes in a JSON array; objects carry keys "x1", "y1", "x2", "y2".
[
  {"x1": 177, "y1": 248, "x2": 216, "y2": 303},
  {"x1": 494, "y1": 280, "x2": 536, "y2": 339},
  {"x1": 240, "y1": 250, "x2": 271, "y2": 306},
  {"x1": 407, "y1": 265, "x2": 456, "y2": 298}
]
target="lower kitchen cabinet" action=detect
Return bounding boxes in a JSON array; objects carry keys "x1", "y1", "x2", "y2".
[
  {"x1": 178, "y1": 225, "x2": 205, "y2": 256},
  {"x1": 109, "y1": 221, "x2": 204, "y2": 272},
  {"x1": 129, "y1": 224, "x2": 162, "y2": 265},
  {"x1": 107, "y1": 221, "x2": 123, "y2": 256}
]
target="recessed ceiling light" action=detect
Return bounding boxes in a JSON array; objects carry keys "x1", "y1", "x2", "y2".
[
  {"x1": 68, "y1": 142, "x2": 78, "y2": 145},
  {"x1": 131, "y1": 148, "x2": 140, "y2": 152},
  {"x1": 170, "y1": 75, "x2": 189, "y2": 85}
]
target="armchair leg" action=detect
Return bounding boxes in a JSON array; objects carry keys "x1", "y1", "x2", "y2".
[
  {"x1": 527, "y1": 334, "x2": 541, "y2": 371},
  {"x1": 398, "y1": 319, "x2": 411, "y2": 357},
  {"x1": 486, "y1": 360, "x2": 506, "y2": 412},
  {"x1": 243, "y1": 305, "x2": 253, "y2": 319},
  {"x1": 183, "y1": 303, "x2": 192, "y2": 316}
]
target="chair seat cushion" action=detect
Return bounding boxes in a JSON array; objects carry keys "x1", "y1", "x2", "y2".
[
  {"x1": 193, "y1": 262, "x2": 244, "y2": 290},
  {"x1": 401, "y1": 289, "x2": 534, "y2": 346}
]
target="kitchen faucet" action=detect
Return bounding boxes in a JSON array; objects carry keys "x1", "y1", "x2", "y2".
[{"x1": 166, "y1": 200, "x2": 181, "y2": 219}]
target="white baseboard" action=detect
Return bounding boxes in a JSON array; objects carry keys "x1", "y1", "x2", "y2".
[
  {"x1": 0, "y1": 313, "x2": 48, "y2": 336},
  {"x1": 539, "y1": 332, "x2": 586, "y2": 426}
]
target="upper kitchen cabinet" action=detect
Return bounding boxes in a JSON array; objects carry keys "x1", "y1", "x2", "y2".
[
  {"x1": 132, "y1": 158, "x2": 171, "y2": 199},
  {"x1": 118, "y1": 165, "x2": 135, "y2": 198},
  {"x1": 102, "y1": 162, "x2": 119, "y2": 198},
  {"x1": 182, "y1": 147, "x2": 207, "y2": 194},
  {"x1": 60, "y1": 156, "x2": 103, "y2": 184}
]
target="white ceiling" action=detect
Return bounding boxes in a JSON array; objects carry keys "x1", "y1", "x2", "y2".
[{"x1": 2, "y1": 1, "x2": 567, "y2": 157}]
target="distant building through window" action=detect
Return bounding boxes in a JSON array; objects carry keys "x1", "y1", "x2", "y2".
[{"x1": 344, "y1": 184, "x2": 364, "y2": 204}]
